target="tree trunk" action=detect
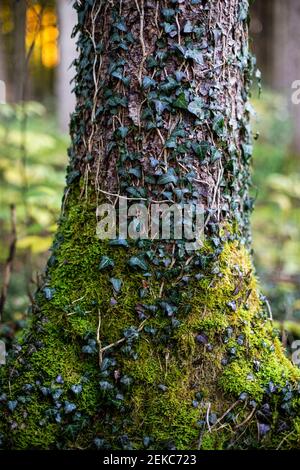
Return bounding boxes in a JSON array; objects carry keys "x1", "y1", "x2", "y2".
[
  {"x1": 56, "y1": 0, "x2": 77, "y2": 133},
  {"x1": 0, "y1": 37, "x2": 6, "y2": 103},
  {"x1": 12, "y1": 0, "x2": 26, "y2": 103},
  {"x1": 272, "y1": 0, "x2": 300, "y2": 154},
  {"x1": 252, "y1": 0, "x2": 300, "y2": 155},
  {"x1": 0, "y1": 0, "x2": 300, "y2": 450},
  {"x1": 249, "y1": 0, "x2": 274, "y2": 86}
]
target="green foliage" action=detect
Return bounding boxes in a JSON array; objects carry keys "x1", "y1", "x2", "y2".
[
  {"x1": 251, "y1": 91, "x2": 300, "y2": 328},
  {"x1": 0, "y1": 102, "x2": 68, "y2": 322}
]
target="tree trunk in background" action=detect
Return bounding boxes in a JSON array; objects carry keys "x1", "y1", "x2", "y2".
[
  {"x1": 12, "y1": 0, "x2": 26, "y2": 102},
  {"x1": 251, "y1": 0, "x2": 300, "y2": 154},
  {"x1": 0, "y1": 0, "x2": 300, "y2": 450},
  {"x1": 0, "y1": 34, "x2": 6, "y2": 103},
  {"x1": 272, "y1": 0, "x2": 300, "y2": 154},
  {"x1": 249, "y1": 0, "x2": 274, "y2": 86},
  {"x1": 56, "y1": 0, "x2": 77, "y2": 133},
  {"x1": 0, "y1": 29, "x2": 6, "y2": 82}
]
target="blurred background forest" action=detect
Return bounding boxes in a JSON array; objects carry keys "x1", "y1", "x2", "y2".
[{"x1": 0, "y1": 1, "x2": 299, "y2": 352}]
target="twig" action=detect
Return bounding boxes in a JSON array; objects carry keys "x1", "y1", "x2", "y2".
[
  {"x1": 97, "y1": 310, "x2": 103, "y2": 366},
  {"x1": 175, "y1": 14, "x2": 181, "y2": 45},
  {"x1": 97, "y1": 188, "x2": 172, "y2": 204},
  {"x1": 0, "y1": 205, "x2": 17, "y2": 321},
  {"x1": 210, "y1": 400, "x2": 240, "y2": 430},
  {"x1": 206, "y1": 402, "x2": 212, "y2": 432},
  {"x1": 235, "y1": 406, "x2": 256, "y2": 429},
  {"x1": 99, "y1": 318, "x2": 147, "y2": 361},
  {"x1": 264, "y1": 298, "x2": 273, "y2": 321},
  {"x1": 203, "y1": 162, "x2": 223, "y2": 230},
  {"x1": 134, "y1": 0, "x2": 146, "y2": 84},
  {"x1": 276, "y1": 430, "x2": 295, "y2": 450}
]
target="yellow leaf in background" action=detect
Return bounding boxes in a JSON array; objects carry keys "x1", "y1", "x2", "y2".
[
  {"x1": 17, "y1": 236, "x2": 52, "y2": 254},
  {"x1": 270, "y1": 193, "x2": 292, "y2": 211},
  {"x1": 48, "y1": 224, "x2": 58, "y2": 233}
]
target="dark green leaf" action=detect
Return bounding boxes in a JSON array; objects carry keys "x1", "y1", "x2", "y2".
[
  {"x1": 99, "y1": 256, "x2": 115, "y2": 271},
  {"x1": 142, "y1": 76, "x2": 156, "y2": 89},
  {"x1": 117, "y1": 126, "x2": 129, "y2": 138},
  {"x1": 188, "y1": 98, "x2": 204, "y2": 119},
  {"x1": 183, "y1": 20, "x2": 193, "y2": 33},
  {"x1": 128, "y1": 257, "x2": 148, "y2": 271},
  {"x1": 184, "y1": 48, "x2": 203, "y2": 65},
  {"x1": 212, "y1": 114, "x2": 225, "y2": 137},
  {"x1": 67, "y1": 170, "x2": 80, "y2": 185},
  {"x1": 109, "y1": 239, "x2": 129, "y2": 248},
  {"x1": 115, "y1": 21, "x2": 127, "y2": 32},
  {"x1": 110, "y1": 278, "x2": 122, "y2": 293},
  {"x1": 173, "y1": 92, "x2": 188, "y2": 110},
  {"x1": 157, "y1": 171, "x2": 178, "y2": 185}
]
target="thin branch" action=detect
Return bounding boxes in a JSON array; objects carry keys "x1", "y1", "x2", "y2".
[
  {"x1": 96, "y1": 310, "x2": 103, "y2": 366},
  {"x1": 235, "y1": 406, "x2": 256, "y2": 430},
  {"x1": 210, "y1": 400, "x2": 240, "y2": 431},
  {"x1": 98, "y1": 318, "x2": 148, "y2": 357},
  {"x1": 206, "y1": 402, "x2": 212, "y2": 432},
  {"x1": 134, "y1": 0, "x2": 146, "y2": 84}
]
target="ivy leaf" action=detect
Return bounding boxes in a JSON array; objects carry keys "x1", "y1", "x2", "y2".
[
  {"x1": 157, "y1": 170, "x2": 178, "y2": 185},
  {"x1": 111, "y1": 68, "x2": 123, "y2": 80},
  {"x1": 211, "y1": 147, "x2": 222, "y2": 163},
  {"x1": 188, "y1": 98, "x2": 204, "y2": 119},
  {"x1": 8, "y1": 401, "x2": 18, "y2": 412},
  {"x1": 99, "y1": 381, "x2": 114, "y2": 391},
  {"x1": 160, "y1": 301, "x2": 177, "y2": 317},
  {"x1": 43, "y1": 287, "x2": 55, "y2": 300},
  {"x1": 64, "y1": 402, "x2": 77, "y2": 414},
  {"x1": 71, "y1": 384, "x2": 83, "y2": 395},
  {"x1": 128, "y1": 167, "x2": 142, "y2": 178},
  {"x1": 165, "y1": 137, "x2": 176, "y2": 149},
  {"x1": 154, "y1": 100, "x2": 167, "y2": 115},
  {"x1": 110, "y1": 278, "x2": 122, "y2": 293},
  {"x1": 184, "y1": 48, "x2": 203, "y2": 65},
  {"x1": 98, "y1": 256, "x2": 115, "y2": 271},
  {"x1": 117, "y1": 126, "x2": 129, "y2": 138},
  {"x1": 126, "y1": 186, "x2": 147, "y2": 198},
  {"x1": 173, "y1": 92, "x2": 188, "y2": 110},
  {"x1": 66, "y1": 170, "x2": 80, "y2": 185},
  {"x1": 238, "y1": 0, "x2": 249, "y2": 21},
  {"x1": 109, "y1": 238, "x2": 129, "y2": 248},
  {"x1": 242, "y1": 143, "x2": 253, "y2": 160},
  {"x1": 212, "y1": 114, "x2": 225, "y2": 137},
  {"x1": 128, "y1": 257, "x2": 148, "y2": 271},
  {"x1": 192, "y1": 141, "x2": 210, "y2": 159},
  {"x1": 163, "y1": 22, "x2": 176, "y2": 34},
  {"x1": 142, "y1": 76, "x2": 156, "y2": 89},
  {"x1": 115, "y1": 21, "x2": 127, "y2": 32},
  {"x1": 183, "y1": 20, "x2": 193, "y2": 33},
  {"x1": 175, "y1": 70, "x2": 185, "y2": 82},
  {"x1": 160, "y1": 77, "x2": 179, "y2": 92},
  {"x1": 162, "y1": 8, "x2": 176, "y2": 18}
]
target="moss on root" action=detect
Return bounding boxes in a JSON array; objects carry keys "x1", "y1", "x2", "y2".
[{"x1": 0, "y1": 191, "x2": 300, "y2": 450}]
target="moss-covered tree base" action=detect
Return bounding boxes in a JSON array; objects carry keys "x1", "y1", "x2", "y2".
[{"x1": 0, "y1": 191, "x2": 299, "y2": 450}]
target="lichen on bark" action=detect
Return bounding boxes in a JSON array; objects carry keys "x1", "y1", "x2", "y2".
[{"x1": 0, "y1": 0, "x2": 300, "y2": 450}]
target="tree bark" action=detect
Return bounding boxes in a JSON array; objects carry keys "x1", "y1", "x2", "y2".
[{"x1": 0, "y1": 0, "x2": 300, "y2": 450}]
